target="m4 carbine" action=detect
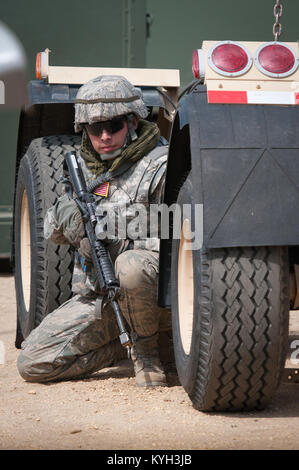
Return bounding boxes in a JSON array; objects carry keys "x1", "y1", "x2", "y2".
[{"x1": 64, "y1": 151, "x2": 132, "y2": 357}]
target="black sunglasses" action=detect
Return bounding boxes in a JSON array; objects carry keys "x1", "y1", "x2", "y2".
[{"x1": 85, "y1": 116, "x2": 127, "y2": 136}]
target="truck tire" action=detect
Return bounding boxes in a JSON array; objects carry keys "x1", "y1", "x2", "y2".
[
  {"x1": 171, "y1": 176, "x2": 289, "y2": 411},
  {"x1": 14, "y1": 135, "x2": 81, "y2": 347}
]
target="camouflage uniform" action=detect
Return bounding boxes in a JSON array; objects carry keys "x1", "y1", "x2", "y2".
[{"x1": 17, "y1": 76, "x2": 172, "y2": 385}]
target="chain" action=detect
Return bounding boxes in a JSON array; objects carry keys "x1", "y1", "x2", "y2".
[{"x1": 273, "y1": 0, "x2": 283, "y2": 41}]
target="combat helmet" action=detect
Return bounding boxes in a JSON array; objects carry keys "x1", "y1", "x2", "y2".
[
  {"x1": 75, "y1": 75, "x2": 149, "y2": 159},
  {"x1": 75, "y1": 75, "x2": 148, "y2": 130}
]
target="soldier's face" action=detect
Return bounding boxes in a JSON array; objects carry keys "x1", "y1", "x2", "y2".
[{"x1": 86, "y1": 115, "x2": 138, "y2": 155}]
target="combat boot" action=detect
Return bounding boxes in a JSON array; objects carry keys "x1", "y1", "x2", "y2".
[{"x1": 131, "y1": 334, "x2": 167, "y2": 387}]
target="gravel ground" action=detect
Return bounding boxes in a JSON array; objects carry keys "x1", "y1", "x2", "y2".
[{"x1": 1, "y1": 270, "x2": 299, "y2": 451}]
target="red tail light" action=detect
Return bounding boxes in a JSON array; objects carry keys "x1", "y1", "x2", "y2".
[
  {"x1": 255, "y1": 42, "x2": 298, "y2": 78},
  {"x1": 192, "y1": 49, "x2": 205, "y2": 79},
  {"x1": 208, "y1": 41, "x2": 252, "y2": 77},
  {"x1": 36, "y1": 52, "x2": 42, "y2": 80},
  {"x1": 35, "y1": 49, "x2": 50, "y2": 80}
]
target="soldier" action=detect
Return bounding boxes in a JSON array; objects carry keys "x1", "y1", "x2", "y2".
[{"x1": 17, "y1": 75, "x2": 172, "y2": 387}]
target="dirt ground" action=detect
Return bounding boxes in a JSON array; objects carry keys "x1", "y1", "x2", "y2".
[{"x1": 1, "y1": 268, "x2": 299, "y2": 451}]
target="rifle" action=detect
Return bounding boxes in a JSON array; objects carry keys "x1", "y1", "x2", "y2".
[{"x1": 64, "y1": 151, "x2": 132, "y2": 357}]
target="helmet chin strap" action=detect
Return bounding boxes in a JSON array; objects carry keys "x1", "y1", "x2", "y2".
[
  {"x1": 99, "y1": 147, "x2": 123, "y2": 161},
  {"x1": 127, "y1": 113, "x2": 138, "y2": 142},
  {"x1": 99, "y1": 114, "x2": 138, "y2": 161}
]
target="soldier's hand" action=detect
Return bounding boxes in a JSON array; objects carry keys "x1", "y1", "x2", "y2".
[
  {"x1": 78, "y1": 237, "x2": 92, "y2": 262},
  {"x1": 44, "y1": 194, "x2": 85, "y2": 247}
]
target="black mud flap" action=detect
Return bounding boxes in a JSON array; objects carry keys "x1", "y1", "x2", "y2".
[
  {"x1": 158, "y1": 85, "x2": 299, "y2": 307},
  {"x1": 186, "y1": 85, "x2": 299, "y2": 248}
]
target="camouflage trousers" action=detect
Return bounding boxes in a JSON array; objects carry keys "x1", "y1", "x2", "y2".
[{"x1": 17, "y1": 250, "x2": 171, "y2": 383}]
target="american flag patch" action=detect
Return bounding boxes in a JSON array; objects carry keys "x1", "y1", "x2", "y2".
[{"x1": 93, "y1": 182, "x2": 109, "y2": 197}]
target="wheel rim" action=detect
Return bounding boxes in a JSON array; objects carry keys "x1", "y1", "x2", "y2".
[
  {"x1": 178, "y1": 218, "x2": 194, "y2": 355},
  {"x1": 20, "y1": 189, "x2": 31, "y2": 311}
]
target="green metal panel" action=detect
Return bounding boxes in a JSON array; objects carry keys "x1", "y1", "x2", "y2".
[
  {"x1": 0, "y1": 109, "x2": 20, "y2": 257},
  {"x1": 0, "y1": 0, "x2": 146, "y2": 74},
  {"x1": 123, "y1": 0, "x2": 147, "y2": 67},
  {"x1": 146, "y1": 0, "x2": 299, "y2": 88},
  {"x1": 0, "y1": 0, "x2": 146, "y2": 256},
  {"x1": 0, "y1": 0, "x2": 298, "y2": 256}
]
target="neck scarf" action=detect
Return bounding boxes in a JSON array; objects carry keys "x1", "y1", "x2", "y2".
[{"x1": 80, "y1": 119, "x2": 160, "y2": 178}]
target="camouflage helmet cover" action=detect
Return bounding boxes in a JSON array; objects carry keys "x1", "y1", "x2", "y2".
[{"x1": 74, "y1": 75, "x2": 149, "y2": 132}]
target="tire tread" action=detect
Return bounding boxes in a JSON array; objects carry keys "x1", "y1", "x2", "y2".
[
  {"x1": 15, "y1": 135, "x2": 81, "y2": 332},
  {"x1": 191, "y1": 246, "x2": 289, "y2": 411}
]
